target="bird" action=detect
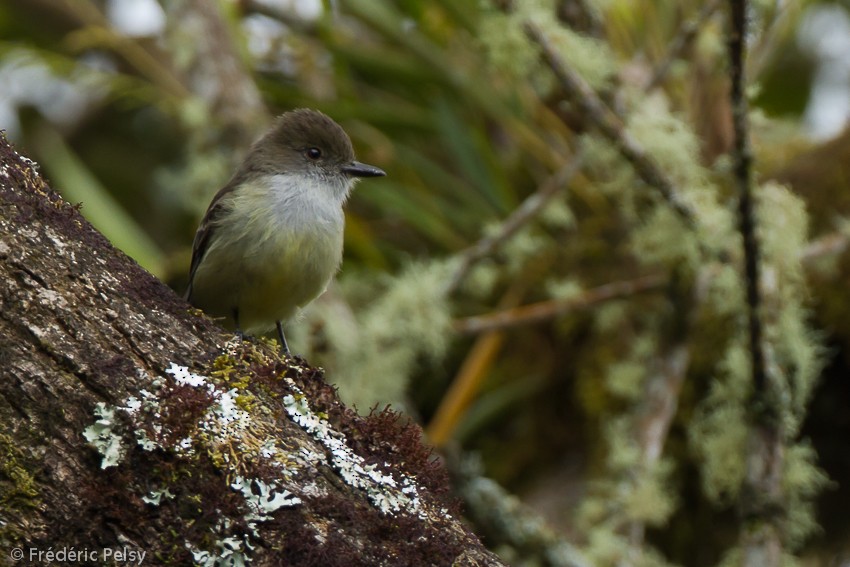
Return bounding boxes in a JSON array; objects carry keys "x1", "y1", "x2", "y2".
[{"x1": 185, "y1": 109, "x2": 385, "y2": 354}]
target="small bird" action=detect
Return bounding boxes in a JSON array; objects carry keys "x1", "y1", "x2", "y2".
[{"x1": 186, "y1": 109, "x2": 385, "y2": 354}]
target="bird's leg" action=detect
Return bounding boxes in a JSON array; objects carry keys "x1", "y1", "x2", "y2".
[
  {"x1": 276, "y1": 321, "x2": 290, "y2": 356},
  {"x1": 233, "y1": 308, "x2": 245, "y2": 341}
]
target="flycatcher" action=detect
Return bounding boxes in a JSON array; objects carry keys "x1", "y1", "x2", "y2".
[{"x1": 186, "y1": 108, "x2": 385, "y2": 354}]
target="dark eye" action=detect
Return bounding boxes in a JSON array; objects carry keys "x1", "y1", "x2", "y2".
[{"x1": 305, "y1": 147, "x2": 322, "y2": 160}]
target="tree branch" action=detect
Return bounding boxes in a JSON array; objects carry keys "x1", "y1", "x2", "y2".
[
  {"x1": 644, "y1": 0, "x2": 723, "y2": 92},
  {"x1": 0, "y1": 134, "x2": 504, "y2": 567},
  {"x1": 728, "y1": 1, "x2": 785, "y2": 564},
  {"x1": 445, "y1": 154, "x2": 584, "y2": 295},
  {"x1": 523, "y1": 20, "x2": 699, "y2": 228},
  {"x1": 453, "y1": 274, "x2": 667, "y2": 334},
  {"x1": 728, "y1": 0, "x2": 767, "y2": 414}
]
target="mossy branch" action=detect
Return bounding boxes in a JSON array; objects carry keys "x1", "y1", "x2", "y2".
[
  {"x1": 644, "y1": 0, "x2": 723, "y2": 92},
  {"x1": 728, "y1": 0, "x2": 767, "y2": 416},
  {"x1": 522, "y1": 20, "x2": 699, "y2": 228},
  {"x1": 729, "y1": 0, "x2": 787, "y2": 563}
]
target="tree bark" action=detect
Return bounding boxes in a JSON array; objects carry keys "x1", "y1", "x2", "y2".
[{"x1": 0, "y1": 134, "x2": 504, "y2": 567}]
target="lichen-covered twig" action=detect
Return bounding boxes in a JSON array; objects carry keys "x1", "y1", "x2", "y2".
[
  {"x1": 621, "y1": 341, "x2": 691, "y2": 563},
  {"x1": 728, "y1": 0, "x2": 784, "y2": 564},
  {"x1": 523, "y1": 21, "x2": 698, "y2": 228},
  {"x1": 728, "y1": 0, "x2": 766, "y2": 414},
  {"x1": 445, "y1": 154, "x2": 584, "y2": 294},
  {"x1": 644, "y1": 0, "x2": 723, "y2": 92},
  {"x1": 166, "y1": 0, "x2": 269, "y2": 147},
  {"x1": 453, "y1": 273, "x2": 666, "y2": 334},
  {"x1": 452, "y1": 456, "x2": 591, "y2": 567}
]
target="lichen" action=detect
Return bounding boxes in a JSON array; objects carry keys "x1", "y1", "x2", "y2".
[
  {"x1": 282, "y1": 381, "x2": 425, "y2": 517},
  {"x1": 82, "y1": 344, "x2": 305, "y2": 564},
  {"x1": 80, "y1": 338, "x2": 455, "y2": 564},
  {"x1": 83, "y1": 402, "x2": 128, "y2": 469}
]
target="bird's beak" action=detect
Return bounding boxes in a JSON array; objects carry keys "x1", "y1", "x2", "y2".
[{"x1": 342, "y1": 161, "x2": 386, "y2": 178}]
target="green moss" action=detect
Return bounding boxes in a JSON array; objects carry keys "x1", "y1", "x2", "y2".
[
  {"x1": 0, "y1": 432, "x2": 38, "y2": 502},
  {"x1": 0, "y1": 432, "x2": 40, "y2": 546}
]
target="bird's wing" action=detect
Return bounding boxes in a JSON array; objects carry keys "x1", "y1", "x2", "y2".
[{"x1": 185, "y1": 180, "x2": 238, "y2": 301}]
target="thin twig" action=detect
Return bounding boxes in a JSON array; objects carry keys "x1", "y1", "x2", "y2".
[
  {"x1": 728, "y1": 0, "x2": 767, "y2": 416},
  {"x1": 644, "y1": 0, "x2": 723, "y2": 92},
  {"x1": 453, "y1": 273, "x2": 666, "y2": 334},
  {"x1": 800, "y1": 230, "x2": 850, "y2": 264},
  {"x1": 239, "y1": 0, "x2": 318, "y2": 32},
  {"x1": 166, "y1": 0, "x2": 269, "y2": 147},
  {"x1": 729, "y1": 1, "x2": 785, "y2": 564},
  {"x1": 444, "y1": 154, "x2": 584, "y2": 294},
  {"x1": 622, "y1": 342, "x2": 691, "y2": 564},
  {"x1": 523, "y1": 21, "x2": 699, "y2": 228}
]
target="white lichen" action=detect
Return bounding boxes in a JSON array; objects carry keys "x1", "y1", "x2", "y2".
[
  {"x1": 82, "y1": 402, "x2": 127, "y2": 469},
  {"x1": 231, "y1": 475, "x2": 302, "y2": 521},
  {"x1": 84, "y1": 362, "x2": 306, "y2": 566},
  {"x1": 282, "y1": 377, "x2": 426, "y2": 517}
]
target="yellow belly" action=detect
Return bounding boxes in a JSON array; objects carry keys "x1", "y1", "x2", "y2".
[{"x1": 191, "y1": 226, "x2": 343, "y2": 334}]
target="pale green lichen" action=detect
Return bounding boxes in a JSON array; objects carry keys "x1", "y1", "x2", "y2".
[
  {"x1": 520, "y1": 0, "x2": 616, "y2": 90},
  {"x1": 478, "y1": 11, "x2": 539, "y2": 79},
  {"x1": 602, "y1": 417, "x2": 642, "y2": 472},
  {"x1": 689, "y1": 342, "x2": 751, "y2": 502},
  {"x1": 716, "y1": 546, "x2": 802, "y2": 567},
  {"x1": 479, "y1": 0, "x2": 616, "y2": 94},
  {"x1": 544, "y1": 277, "x2": 582, "y2": 301},
  {"x1": 592, "y1": 301, "x2": 630, "y2": 334},
  {"x1": 630, "y1": 205, "x2": 699, "y2": 268},
  {"x1": 500, "y1": 225, "x2": 550, "y2": 275},
  {"x1": 622, "y1": 459, "x2": 677, "y2": 526},
  {"x1": 584, "y1": 411, "x2": 678, "y2": 547},
  {"x1": 757, "y1": 182, "x2": 808, "y2": 285},
  {"x1": 628, "y1": 98, "x2": 706, "y2": 190},
  {"x1": 605, "y1": 359, "x2": 646, "y2": 401},
  {"x1": 579, "y1": 134, "x2": 640, "y2": 221},
  {"x1": 463, "y1": 258, "x2": 500, "y2": 298},
  {"x1": 782, "y1": 442, "x2": 831, "y2": 547},
  {"x1": 539, "y1": 197, "x2": 575, "y2": 229},
  {"x1": 754, "y1": 181, "x2": 825, "y2": 436},
  {"x1": 703, "y1": 263, "x2": 747, "y2": 320},
  {"x1": 582, "y1": 518, "x2": 678, "y2": 567},
  {"x1": 605, "y1": 335, "x2": 659, "y2": 403},
  {"x1": 82, "y1": 353, "x2": 307, "y2": 566},
  {"x1": 83, "y1": 402, "x2": 127, "y2": 469},
  {"x1": 282, "y1": 381, "x2": 426, "y2": 517}
]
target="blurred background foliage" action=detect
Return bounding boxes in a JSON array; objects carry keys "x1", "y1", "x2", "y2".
[{"x1": 3, "y1": 0, "x2": 850, "y2": 565}]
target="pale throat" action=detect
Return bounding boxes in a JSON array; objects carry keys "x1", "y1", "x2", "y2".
[{"x1": 234, "y1": 171, "x2": 351, "y2": 232}]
